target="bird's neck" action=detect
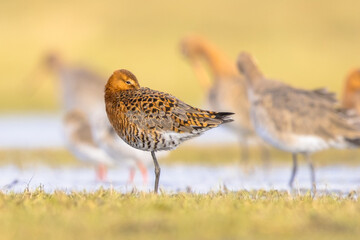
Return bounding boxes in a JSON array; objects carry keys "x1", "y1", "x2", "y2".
[
  {"x1": 342, "y1": 86, "x2": 359, "y2": 109},
  {"x1": 237, "y1": 55, "x2": 264, "y2": 88},
  {"x1": 197, "y1": 42, "x2": 238, "y2": 79}
]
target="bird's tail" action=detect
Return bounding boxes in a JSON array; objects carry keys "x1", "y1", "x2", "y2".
[
  {"x1": 345, "y1": 138, "x2": 360, "y2": 146},
  {"x1": 187, "y1": 110, "x2": 234, "y2": 133},
  {"x1": 214, "y1": 112, "x2": 234, "y2": 124}
]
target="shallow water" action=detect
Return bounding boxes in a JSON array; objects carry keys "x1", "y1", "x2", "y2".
[{"x1": 0, "y1": 164, "x2": 359, "y2": 194}]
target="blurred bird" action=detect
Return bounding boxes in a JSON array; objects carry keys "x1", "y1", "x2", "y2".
[
  {"x1": 41, "y1": 53, "x2": 155, "y2": 182},
  {"x1": 63, "y1": 110, "x2": 113, "y2": 180},
  {"x1": 105, "y1": 69, "x2": 234, "y2": 193},
  {"x1": 342, "y1": 69, "x2": 360, "y2": 113},
  {"x1": 237, "y1": 52, "x2": 360, "y2": 190},
  {"x1": 180, "y1": 35, "x2": 267, "y2": 163}
]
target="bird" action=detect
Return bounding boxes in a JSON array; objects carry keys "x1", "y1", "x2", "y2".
[
  {"x1": 342, "y1": 69, "x2": 360, "y2": 114},
  {"x1": 104, "y1": 69, "x2": 234, "y2": 193},
  {"x1": 63, "y1": 110, "x2": 114, "y2": 180},
  {"x1": 42, "y1": 53, "x2": 156, "y2": 182},
  {"x1": 180, "y1": 35, "x2": 268, "y2": 163},
  {"x1": 237, "y1": 52, "x2": 360, "y2": 190}
]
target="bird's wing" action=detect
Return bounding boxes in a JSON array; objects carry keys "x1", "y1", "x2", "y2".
[
  {"x1": 125, "y1": 88, "x2": 233, "y2": 134},
  {"x1": 257, "y1": 82, "x2": 360, "y2": 139}
]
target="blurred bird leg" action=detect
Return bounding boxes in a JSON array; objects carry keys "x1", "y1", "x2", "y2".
[
  {"x1": 136, "y1": 160, "x2": 148, "y2": 184},
  {"x1": 289, "y1": 154, "x2": 298, "y2": 189},
  {"x1": 128, "y1": 167, "x2": 136, "y2": 184},
  {"x1": 92, "y1": 120, "x2": 152, "y2": 185},
  {"x1": 304, "y1": 153, "x2": 316, "y2": 192},
  {"x1": 96, "y1": 163, "x2": 108, "y2": 181}
]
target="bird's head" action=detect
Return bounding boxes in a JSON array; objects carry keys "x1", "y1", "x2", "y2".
[
  {"x1": 180, "y1": 35, "x2": 208, "y2": 60},
  {"x1": 105, "y1": 69, "x2": 140, "y2": 92},
  {"x1": 43, "y1": 52, "x2": 63, "y2": 71},
  {"x1": 345, "y1": 69, "x2": 360, "y2": 92}
]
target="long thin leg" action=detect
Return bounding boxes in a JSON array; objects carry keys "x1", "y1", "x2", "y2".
[
  {"x1": 136, "y1": 161, "x2": 148, "y2": 184},
  {"x1": 304, "y1": 153, "x2": 316, "y2": 191},
  {"x1": 96, "y1": 164, "x2": 107, "y2": 181},
  {"x1": 289, "y1": 153, "x2": 298, "y2": 189},
  {"x1": 127, "y1": 167, "x2": 136, "y2": 184},
  {"x1": 151, "y1": 151, "x2": 161, "y2": 194}
]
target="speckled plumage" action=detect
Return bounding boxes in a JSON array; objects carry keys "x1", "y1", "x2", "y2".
[
  {"x1": 237, "y1": 52, "x2": 360, "y2": 189},
  {"x1": 106, "y1": 70, "x2": 233, "y2": 151},
  {"x1": 105, "y1": 69, "x2": 234, "y2": 192}
]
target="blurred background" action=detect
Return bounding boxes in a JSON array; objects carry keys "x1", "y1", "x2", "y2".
[
  {"x1": 0, "y1": 0, "x2": 360, "y2": 191},
  {"x1": 1, "y1": 0, "x2": 360, "y2": 111}
]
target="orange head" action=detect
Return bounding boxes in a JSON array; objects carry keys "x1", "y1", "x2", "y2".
[
  {"x1": 180, "y1": 35, "x2": 210, "y2": 60},
  {"x1": 105, "y1": 69, "x2": 140, "y2": 92},
  {"x1": 344, "y1": 69, "x2": 360, "y2": 93}
]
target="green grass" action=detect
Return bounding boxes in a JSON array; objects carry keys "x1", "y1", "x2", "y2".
[
  {"x1": 0, "y1": 189, "x2": 359, "y2": 240},
  {"x1": 1, "y1": 0, "x2": 360, "y2": 111}
]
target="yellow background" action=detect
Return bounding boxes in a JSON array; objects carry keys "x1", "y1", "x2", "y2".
[{"x1": 1, "y1": 0, "x2": 359, "y2": 111}]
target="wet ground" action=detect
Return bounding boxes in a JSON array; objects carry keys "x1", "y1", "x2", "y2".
[{"x1": 0, "y1": 164, "x2": 359, "y2": 194}]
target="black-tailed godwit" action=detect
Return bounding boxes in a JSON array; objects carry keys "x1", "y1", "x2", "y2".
[
  {"x1": 180, "y1": 35, "x2": 269, "y2": 164},
  {"x1": 105, "y1": 69, "x2": 234, "y2": 193},
  {"x1": 237, "y1": 52, "x2": 360, "y2": 190}
]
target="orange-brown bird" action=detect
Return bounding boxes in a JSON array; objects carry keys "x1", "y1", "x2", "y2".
[
  {"x1": 105, "y1": 69, "x2": 234, "y2": 193},
  {"x1": 180, "y1": 35, "x2": 269, "y2": 164},
  {"x1": 342, "y1": 69, "x2": 360, "y2": 114},
  {"x1": 180, "y1": 35, "x2": 269, "y2": 167}
]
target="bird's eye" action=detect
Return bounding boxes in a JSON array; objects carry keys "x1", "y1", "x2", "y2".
[{"x1": 126, "y1": 81, "x2": 131, "y2": 85}]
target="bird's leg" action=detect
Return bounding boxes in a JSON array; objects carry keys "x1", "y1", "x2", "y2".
[
  {"x1": 127, "y1": 167, "x2": 136, "y2": 184},
  {"x1": 304, "y1": 153, "x2": 316, "y2": 192},
  {"x1": 136, "y1": 160, "x2": 148, "y2": 184},
  {"x1": 289, "y1": 153, "x2": 298, "y2": 189},
  {"x1": 96, "y1": 164, "x2": 107, "y2": 181},
  {"x1": 151, "y1": 151, "x2": 161, "y2": 194}
]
